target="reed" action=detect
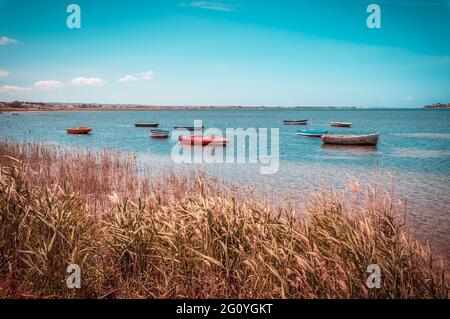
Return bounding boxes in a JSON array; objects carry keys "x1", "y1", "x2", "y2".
[{"x1": 0, "y1": 140, "x2": 447, "y2": 298}]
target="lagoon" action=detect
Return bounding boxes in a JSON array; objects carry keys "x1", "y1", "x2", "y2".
[{"x1": 1, "y1": 107, "x2": 449, "y2": 259}]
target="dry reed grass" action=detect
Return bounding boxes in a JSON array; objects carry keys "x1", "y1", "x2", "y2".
[{"x1": 0, "y1": 140, "x2": 447, "y2": 298}]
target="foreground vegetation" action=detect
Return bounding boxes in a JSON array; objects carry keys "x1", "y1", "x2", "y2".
[{"x1": 0, "y1": 141, "x2": 447, "y2": 298}]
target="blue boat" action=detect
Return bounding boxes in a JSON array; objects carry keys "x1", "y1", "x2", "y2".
[{"x1": 297, "y1": 129, "x2": 328, "y2": 137}]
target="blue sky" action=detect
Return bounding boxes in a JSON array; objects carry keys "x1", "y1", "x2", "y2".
[{"x1": 0, "y1": 0, "x2": 449, "y2": 107}]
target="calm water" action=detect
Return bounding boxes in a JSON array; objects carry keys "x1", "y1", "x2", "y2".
[{"x1": 1, "y1": 108, "x2": 449, "y2": 260}]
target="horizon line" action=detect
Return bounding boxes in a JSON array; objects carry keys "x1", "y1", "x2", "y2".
[{"x1": 1, "y1": 100, "x2": 438, "y2": 109}]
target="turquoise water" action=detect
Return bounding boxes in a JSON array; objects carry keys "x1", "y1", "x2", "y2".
[{"x1": 1, "y1": 108, "x2": 449, "y2": 259}]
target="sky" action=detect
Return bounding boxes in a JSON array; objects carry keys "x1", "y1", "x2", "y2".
[{"x1": 0, "y1": 0, "x2": 449, "y2": 107}]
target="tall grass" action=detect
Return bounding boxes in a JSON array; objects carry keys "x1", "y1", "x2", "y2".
[{"x1": 0, "y1": 141, "x2": 447, "y2": 298}]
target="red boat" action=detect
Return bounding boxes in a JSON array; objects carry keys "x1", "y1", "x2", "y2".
[{"x1": 179, "y1": 135, "x2": 230, "y2": 146}]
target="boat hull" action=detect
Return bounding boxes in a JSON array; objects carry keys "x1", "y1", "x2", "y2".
[
  {"x1": 283, "y1": 120, "x2": 308, "y2": 125},
  {"x1": 66, "y1": 127, "x2": 92, "y2": 135},
  {"x1": 322, "y1": 133, "x2": 379, "y2": 146},
  {"x1": 150, "y1": 130, "x2": 169, "y2": 138},
  {"x1": 179, "y1": 135, "x2": 230, "y2": 146},
  {"x1": 297, "y1": 130, "x2": 328, "y2": 137},
  {"x1": 174, "y1": 126, "x2": 204, "y2": 131},
  {"x1": 330, "y1": 122, "x2": 352, "y2": 128},
  {"x1": 135, "y1": 123, "x2": 159, "y2": 128}
]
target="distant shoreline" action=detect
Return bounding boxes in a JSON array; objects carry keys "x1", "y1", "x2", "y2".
[
  {"x1": 0, "y1": 101, "x2": 365, "y2": 112},
  {"x1": 1, "y1": 107, "x2": 369, "y2": 113},
  {"x1": 0, "y1": 106, "x2": 256, "y2": 112},
  {"x1": 0, "y1": 105, "x2": 368, "y2": 112},
  {"x1": 1, "y1": 101, "x2": 449, "y2": 112},
  {"x1": 423, "y1": 103, "x2": 450, "y2": 109}
]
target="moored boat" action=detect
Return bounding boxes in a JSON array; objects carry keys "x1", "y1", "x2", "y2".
[
  {"x1": 66, "y1": 127, "x2": 92, "y2": 135},
  {"x1": 322, "y1": 133, "x2": 379, "y2": 146},
  {"x1": 174, "y1": 125, "x2": 204, "y2": 131},
  {"x1": 297, "y1": 129, "x2": 328, "y2": 137},
  {"x1": 179, "y1": 135, "x2": 230, "y2": 146},
  {"x1": 150, "y1": 129, "x2": 169, "y2": 138},
  {"x1": 330, "y1": 121, "x2": 352, "y2": 128},
  {"x1": 135, "y1": 122, "x2": 159, "y2": 128},
  {"x1": 283, "y1": 120, "x2": 308, "y2": 125}
]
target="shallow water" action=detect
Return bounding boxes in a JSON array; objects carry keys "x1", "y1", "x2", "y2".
[{"x1": 1, "y1": 108, "x2": 449, "y2": 261}]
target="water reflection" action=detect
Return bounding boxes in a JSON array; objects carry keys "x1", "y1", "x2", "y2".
[{"x1": 321, "y1": 144, "x2": 378, "y2": 155}]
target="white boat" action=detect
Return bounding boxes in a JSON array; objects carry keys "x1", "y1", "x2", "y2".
[{"x1": 150, "y1": 129, "x2": 169, "y2": 138}]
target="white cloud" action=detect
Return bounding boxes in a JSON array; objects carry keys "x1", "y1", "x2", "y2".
[
  {"x1": 0, "y1": 69, "x2": 9, "y2": 77},
  {"x1": 33, "y1": 80, "x2": 65, "y2": 90},
  {"x1": 118, "y1": 71, "x2": 155, "y2": 83},
  {"x1": 0, "y1": 85, "x2": 32, "y2": 93},
  {"x1": 139, "y1": 70, "x2": 155, "y2": 80},
  {"x1": 403, "y1": 96, "x2": 415, "y2": 101},
  {"x1": 71, "y1": 77, "x2": 106, "y2": 86},
  {"x1": 118, "y1": 75, "x2": 138, "y2": 82},
  {"x1": 0, "y1": 36, "x2": 18, "y2": 45},
  {"x1": 179, "y1": 1, "x2": 236, "y2": 11}
]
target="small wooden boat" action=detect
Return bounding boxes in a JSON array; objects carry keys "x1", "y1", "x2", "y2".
[
  {"x1": 322, "y1": 133, "x2": 379, "y2": 146},
  {"x1": 150, "y1": 129, "x2": 169, "y2": 138},
  {"x1": 135, "y1": 122, "x2": 159, "y2": 128},
  {"x1": 66, "y1": 127, "x2": 92, "y2": 135},
  {"x1": 297, "y1": 129, "x2": 328, "y2": 137},
  {"x1": 330, "y1": 122, "x2": 352, "y2": 128},
  {"x1": 174, "y1": 125, "x2": 204, "y2": 131},
  {"x1": 283, "y1": 120, "x2": 308, "y2": 125},
  {"x1": 179, "y1": 135, "x2": 230, "y2": 146}
]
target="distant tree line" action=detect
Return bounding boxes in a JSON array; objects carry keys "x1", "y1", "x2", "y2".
[
  {"x1": 423, "y1": 103, "x2": 450, "y2": 109},
  {"x1": 2, "y1": 101, "x2": 51, "y2": 108}
]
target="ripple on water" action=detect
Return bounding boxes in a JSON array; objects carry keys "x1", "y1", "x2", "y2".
[
  {"x1": 392, "y1": 148, "x2": 450, "y2": 158},
  {"x1": 394, "y1": 133, "x2": 450, "y2": 139}
]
